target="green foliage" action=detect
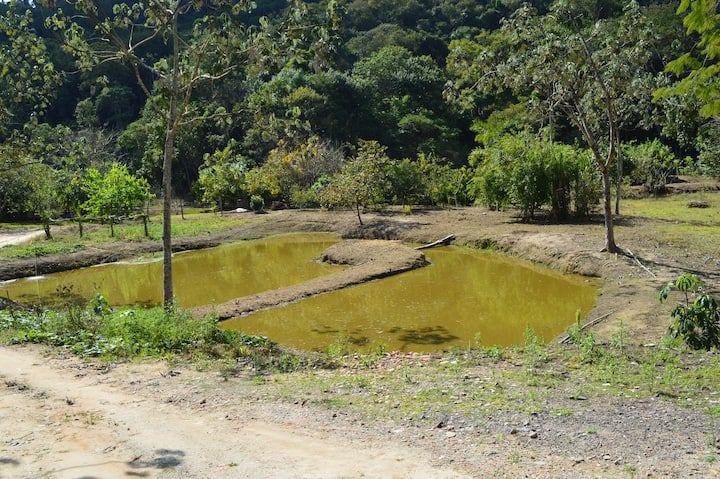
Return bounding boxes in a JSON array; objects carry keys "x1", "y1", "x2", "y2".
[
  {"x1": 656, "y1": 0, "x2": 720, "y2": 118},
  {"x1": 0, "y1": 1, "x2": 61, "y2": 134},
  {"x1": 250, "y1": 195, "x2": 265, "y2": 212},
  {"x1": 623, "y1": 140, "x2": 678, "y2": 193},
  {"x1": 197, "y1": 140, "x2": 252, "y2": 209},
  {"x1": 661, "y1": 273, "x2": 720, "y2": 350},
  {"x1": 470, "y1": 135, "x2": 600, "y2": 220},
  {"x1": 0, "y1": 305, "x2": 276, "y2": 360},
  {"x1": 320, "y1": 140, "x2": 391, "y2": 224},
  {"x1": 386, "y1": 158, "x2": 425, "y2": 206},
  {"x1": 82, "y1": 163, "x2": 152, "y2": 226},
  {"x1": 697, "y1": 120, "x2": 720, "y2": 176}
]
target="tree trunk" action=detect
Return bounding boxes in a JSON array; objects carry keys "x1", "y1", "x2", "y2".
[
  {"x1": 78, "y1": 219, "x2": 83, "y2": 238},
  {"x1": 615, "y1": 148, "x2": 623, "y2": 216},
  {"x1": 143, "y1": 215, "x2": 149, "y2": 237},
  {"x1": 180, "y1": 200, "x2": 185, "y2": 220},
  {"x1": 162, "y1": 13, "x2": 180, "y2": 311},
  {"x1": 355, "y1": 203, "x2": 363, "y2": 226},
  {"x1": 601, "y1": 168, "x2": 618, "y2": 253},
  {"x1": 109, "y1": 218, "x2": 114, "y2": 237},
  {"x1": 43, "y1": 221, "x2": 51, "y2": 240}
]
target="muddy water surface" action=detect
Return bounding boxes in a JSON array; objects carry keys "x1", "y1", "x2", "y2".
[
  {"x1": 224, "y1": 246, "x2": 598, "y2": 352},
  {"x1": 0, "y1": 233, "x2": 339, "y2": 308}
]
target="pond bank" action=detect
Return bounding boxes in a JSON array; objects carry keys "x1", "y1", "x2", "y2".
[{"x1": 193, "y1": 240, "x2": 429, "y2": 319}]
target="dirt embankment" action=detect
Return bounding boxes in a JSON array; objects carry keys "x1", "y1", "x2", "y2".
[{"x1": 194, "y1": 240, "x2": 428, "y2": 319}]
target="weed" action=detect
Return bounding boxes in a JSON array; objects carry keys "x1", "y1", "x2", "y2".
[
  {"x1": 327, "y1": 335, "x2": 351, "y2": 359},
  {"x1": 522, "y1": 326, "x2": 548, "y2": 369}
]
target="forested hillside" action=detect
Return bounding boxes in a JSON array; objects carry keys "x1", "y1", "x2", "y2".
[{"x1": 0, "y1": 0, "x2": 717, "y2": 222}]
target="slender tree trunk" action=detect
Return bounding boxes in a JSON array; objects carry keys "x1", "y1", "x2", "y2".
[
  {"x1": 601, "y1": 167, "x2": 618, "y2": 253},
  {"x1": 615, "y1": 147, "x2": 623, "y2": 216},
  {"x1": 180, "y1": 199, "x2": 185, "y2": 220},
  {"x1": 78, "y1": 219, "x2": 83, "y2": 238},
  {"x1": 109, "y1": 218, "x2": 114, "y2": 238},
  {"x1": 143, "y1": 215, "x2": 149, "y2": 237},
  {"x1": 43, "y1": 221, "x2": 51, "y2": 240},
  {"x1": 162, "y1": 13, "x2": 180, "y2": 310},
  {"x1": 355, "y1": 203, "x2": 363, "y2": 226}
]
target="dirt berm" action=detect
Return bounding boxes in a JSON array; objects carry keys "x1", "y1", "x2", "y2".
[{"x1": 193, "y1": 240, "x2": 428, "y2": 320}]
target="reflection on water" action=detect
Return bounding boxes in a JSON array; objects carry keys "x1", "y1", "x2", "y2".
[
  {"x1": 224, "y1": 247, "x2": 598, "y2": 352},
  {"x1": 0, "y1": 234, "x2": 339, "y2": 308}
]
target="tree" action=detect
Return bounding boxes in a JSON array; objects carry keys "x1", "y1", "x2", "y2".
[
  {"x1": 456, "y1": 1, "x2": 654, "y2": 253},
  {"x1": 49, "y1": 0, "x2": 253, "y2": 307},
  {"x1": 83, "y1": 163, "x2": 151, "y2": 237},
  {"x1": 656, "y1": 0, "x2": 720, "y2": 119},
  {"x1": 197, "y1": 141, "x2": 252, "y2": 213},
  {"x1": 0, "y1": 1, "x2": 61, "y2": 136},
  {"x1": 320, "y1": 140, "x2": 390, "y2": 225}
]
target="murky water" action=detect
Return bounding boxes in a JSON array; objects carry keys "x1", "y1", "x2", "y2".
[
  {"x1": 2, "y1": 234, "x2": 598, "y2": 351},
  {"x1": 223, "y1": 247, "x2": 598, "y2": 352},
  {"x1": 0, "y1": 234, "x2": 339, "y2": 308}
]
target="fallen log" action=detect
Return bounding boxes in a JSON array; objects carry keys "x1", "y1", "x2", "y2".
[
  {"x1": 416, "y1": 234, "x2": 455, "y2": 250},
  {"x1": 558, "y1": 310, "x2": 615, "y2": 344}
]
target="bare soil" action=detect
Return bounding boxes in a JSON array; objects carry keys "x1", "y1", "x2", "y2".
[
  {"x1": 0, "y1": 345, "x2": 470, "y2": 479},
  {"x1": 2, "y1": 344, "x2": 719, "y2": 479},
  {"x1": 0, "y1": 230, "x2": 44, "y2": 249},
  {"x1": 194, "y1": 240, "x2": 428, "y2": 319},
  {"x1": 2, "y1": 205, "x2": 720, "y2": 478}
]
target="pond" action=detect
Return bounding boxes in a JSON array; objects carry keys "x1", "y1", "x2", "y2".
[
  {"x1": 223, "y1": 246, "x2": 598, "y2": 352},
  {"x1": 1, "y1": 233, "x2": 598, "y2": 351},
  {"x1": 0, "y1": 233, "x2": 339, "y2": 308}
]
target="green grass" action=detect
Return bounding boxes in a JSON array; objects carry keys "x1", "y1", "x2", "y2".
[
  {"x1": 624, "y1": 192, "x2": 719, "y2": 226},
  {"x1": 622, "y1": 192, "x2": 720, "y2": 255},
  {"x1": 0, "y1": 213, "x2": 255, "y2": 259},
  {"x1": 252, "y1": 334, "x2": 720, "y2": 426}
]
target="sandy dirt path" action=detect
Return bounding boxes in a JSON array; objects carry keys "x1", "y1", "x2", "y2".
[
  {"x1": 0, "y1": 345, "x2": 471, "y2": 479},
  {"x1": 0, "y1": 231, "x2": 44, "y2": 249}
]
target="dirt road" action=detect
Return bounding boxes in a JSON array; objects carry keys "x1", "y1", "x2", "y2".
[
  {"x1": 0, "y1": 345, "x2": 471, "y2": 479},
  {"x1": 0, "y1": 231, "x2": 44, "y2": 249}
]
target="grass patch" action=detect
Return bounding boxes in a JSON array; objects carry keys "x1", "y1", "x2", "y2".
[
  {"x1": 623, "y1": 192, "x2": 720, "y2": 226},
  {"x1": 0, "y1": 213, "x2": 255, "y2": 259},
  {"x1": 2, "y1": 242, "x2": 85, "y2": 259},
  {"x1": 0, "y1": 304, "x2": 276, "y2": 361},
  {"x1": 622, "y1": 193, "x2": 720, "y2": 256}
]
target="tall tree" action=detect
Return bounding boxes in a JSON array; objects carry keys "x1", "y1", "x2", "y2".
[
  {"x1": 48, "y1": 0, "x2": 253, "y2": 307},
  {"x1": 449, "y1": 1, "x2": 653, "y2": 253}
]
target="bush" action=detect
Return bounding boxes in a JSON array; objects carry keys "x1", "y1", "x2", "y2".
[
  {"x1": 660, "y1": 273, "x2": 720, "y2": 350},
  {"x1": 471, "y1": 134, "x2": 600, "y2": 220},
  {"x1": 623, "y1": 140, "x2": 677, "y2": 194},
  {"x1": 250, "y1": 195, "x2": 265, "y2": 212}
]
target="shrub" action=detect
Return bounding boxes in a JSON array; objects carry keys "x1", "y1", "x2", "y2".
[
  {"x1": 471, "y1": 134, "x2": 600, "y2": 220},
  {"x1": 623, "y1": 140, "x2": 677, "y2": 194},
  {"x1": 660, "y1": 273, "x2": 720, "y2": 350},
  {"x1": 250, "y1": 195, "x2": 265, "y2": 212}
]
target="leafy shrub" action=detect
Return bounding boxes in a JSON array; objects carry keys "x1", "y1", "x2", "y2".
[
  {"x1": 250, "y1": 195, "x2": 265, "y2": 212},
  {"x1": 660, "y1": 273, "x2": 720, "y2": 350},
  {"x1": 623, "y1": 140, "x2": 677, "y2": 193},
  {"x1": 471, "y1": 134, "x2": 600, "y2": 220}
]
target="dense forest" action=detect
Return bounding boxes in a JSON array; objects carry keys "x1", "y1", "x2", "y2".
[{"x1": 0, "y1": 0, "x2": 717, "y2": 225}]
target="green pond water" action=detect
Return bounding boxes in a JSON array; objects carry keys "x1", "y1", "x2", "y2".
[
  {"x1": 0, "y1": 233, "x2": 339, "y2": 308},
  {"x1": 223, "y1": 246, "x2": 598, "y2": 352}
]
